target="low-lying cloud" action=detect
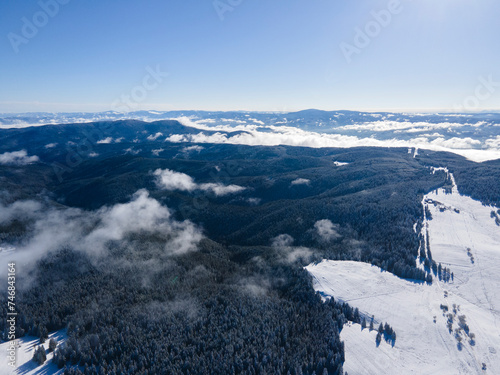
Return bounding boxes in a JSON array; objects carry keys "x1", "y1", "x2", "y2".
[
  {"x1": 182, "y1": 145, "x2": 204, "y2": 153},
  {"x1": 0, "y1": 199, "x2": 43, "y2": 224},
  {"x1": 169, "y1": 117, "x2": 500, "y2": 163},
  {"x1": 152, "y1": 148, "x2": 165, "y2": 156},
  {"x1": 271, "y1": 234, "x2": 313, "y2": 264},
  {"x1": 430, "y1": 137, "x2": 481, "y2": 149},
  {"x1": 154, "y1": 169, "x2": 246, "y2": 196},
  {"x1": 124, "y1": 147, "x2": 141, "y2": 155},
  {"x1": 97, "y1": 137, "x2": 124, "y2": 144},
  {"x1": 147, "y1": 132, "x2": 163, "y2": 141},
  {"x1": 0, "y1": 190, "x2": 202, "y2": 277},
  {"x1": 291, "y1": 178, "x2": 311, "y2": 186},
  {"x1": 0, "y1": 150, "x2": 39, "y2": 165},
  {"x1": 314, "y1": 219, "x2": 341, "y2": 242},
  {"x1": 337, "y1": 120, "x2": 480, "y2": 133}
]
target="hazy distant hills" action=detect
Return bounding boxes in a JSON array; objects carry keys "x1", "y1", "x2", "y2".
[
  {"x1": 2, "y1": 111, "x2": 500, "y2": 163},
  {"x1": 0, "y1": 119, "x2": 245, "y2": 155},
  {"x1": 2, "y1": 109, "x2": 500, "y2": 130}
]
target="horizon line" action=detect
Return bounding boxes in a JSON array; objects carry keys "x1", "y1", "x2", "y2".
[{"x1": 1, "y1": 108, "x2": 500, "y2": 115}]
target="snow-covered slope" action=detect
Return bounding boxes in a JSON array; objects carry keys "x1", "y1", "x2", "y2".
[
  {"x1": 306, "y1": 170, "x2": 500, "y2": 375},
  {"x1": 0, "y1": 330, "x2": 66, "y2": 375}
]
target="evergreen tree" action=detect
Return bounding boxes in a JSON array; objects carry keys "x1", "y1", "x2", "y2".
[
  {"x1": 353, "y1": 308, "x2": 360, "y2": 323},
  {"x1": 49, "y1": 338, "x2": 58, "y2": 352},
  {"x1": 33, "y1": 345, "x2": 47, "y2": 365}
]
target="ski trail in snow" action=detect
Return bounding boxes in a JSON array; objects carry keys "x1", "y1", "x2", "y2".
[{"x1": 306, "y1": 167, "x2": 500, "y2": 374}]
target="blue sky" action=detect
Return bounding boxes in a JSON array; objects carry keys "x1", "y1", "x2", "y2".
[{"x1": 1, "y1": 0, "x2": 499, "y2": 113}]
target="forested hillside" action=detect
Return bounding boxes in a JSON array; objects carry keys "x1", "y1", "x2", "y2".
[{"x1": 1, "y1": 120, "x2": 498, "y2": 374}]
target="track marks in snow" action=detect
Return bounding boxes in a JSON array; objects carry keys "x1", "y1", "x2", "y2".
[{"x1": 306, "y1": 170, "x2": 500, "y2": 374}]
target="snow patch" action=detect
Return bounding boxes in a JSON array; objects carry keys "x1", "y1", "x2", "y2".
[
  {"x1": 0, "y1": 330, "x2": 67, "y2": 375},
  {"x1": 306, "y1": 173, "x2": 500, "y2": 374}
]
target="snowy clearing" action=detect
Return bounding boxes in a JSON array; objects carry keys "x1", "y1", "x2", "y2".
[
  {"x1": 306, "y1": 170, "x2": 500, "y2": 374},
  {"x1": 0, "y1": 330, "x2": 67, "y2": 375}
]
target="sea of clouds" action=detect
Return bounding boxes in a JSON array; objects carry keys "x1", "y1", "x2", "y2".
[{"x1": 1, "y1": 111, "x2": 500, "y2": 162}]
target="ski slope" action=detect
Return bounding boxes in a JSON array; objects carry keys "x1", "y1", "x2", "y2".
[{"x1": 306, "y1": 170, "x2": 500, "y2": 375}]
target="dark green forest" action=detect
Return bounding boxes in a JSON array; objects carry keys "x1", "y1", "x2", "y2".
[{"x1": 1, "y1": 120, "x2": 499, "y2": 374}]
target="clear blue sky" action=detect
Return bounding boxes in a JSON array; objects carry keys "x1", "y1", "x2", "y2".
[{"x1": 1, "y1": 0, "x2": 499, "y2": 113}]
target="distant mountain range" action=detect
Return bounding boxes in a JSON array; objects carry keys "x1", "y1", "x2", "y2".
[
  {"x1": 2, "y1": 109, "x2": 500, "y2": 130},
  {"x1": 1, "y1": 111, "x2": 500, "y2": 162}
]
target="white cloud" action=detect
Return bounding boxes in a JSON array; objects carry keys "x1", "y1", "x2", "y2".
[
  {"x1": 0, "y1": 150, "x2": 39, "y2": 165},
  {"x1": 167, "y1": 132, "x2": 230, "y2": 144},
  {"x1": 291, "y1": 178, "x2": 311, "y2": 186},
  {"x1": 286, "y1": 247, "x2": 314, "y2": 263},
  {"x1": 97, "y1": 137, "x2": 113, "y2": 144},
  {"x1": 164, "y1": 122, "x2": 500, "y2": 163},
  {"x1": 199, "y1": 183, "x2": 246, "y2": 196},
  {"x1": 249, "y1": 118, "x2": 265, "y2": 125},
  {"x1": 430, "y1": 137, "x2": 481, "y2": 149},
  {"x1": 271, "y1": 234, "x2": 294, "y2": 247},
  {"x1": 96, "y1": 137, "x2": 124, "y2": 144},
  {"x1": 241, "y1": 279, "x2": 270, "y2": 297},
  {"x1": 154, "y1": 169, "x2": 246, "y2": 196},
  {"x1": 337, "y1": 121, "x2": 474, "y2": 133},
  {"x1": 154, "y1": 169, "x2": 198, "y2": 192},
  {"x1": 147, "y1": 132, "x2": 163, "y2": 141},
  {"x1": 83, "y1": 190, "x2": 201, "y2": 255},
  {"x1": 45, "y1": 143, "x2": 57, "y2": 149},
  {"x1": 2, "y1": 113, "x2": 499, "y2": 163},
  {"x1": 182, "y1": 145, "x2": 204, "y2": 153},
  {"x1": 0, "y1": 190, "x2": 202, "y2": 276},
  {"x1": 0, "y1": 200, "x2": 43, "y2": 224},
  {"x1": 177, "y1": 116, "x2": 262, "y2": 133},
  {"x1": 247, "y1": 198, "x2": 261, "y2": 205},
  {"x1": 419, "y1": 133, "x2": 443, "y2": 138},
  {"x1": 271, "y1": 234, "x2": 313, "y2": 263},
  {"x1": 484, "y1": 136, "x2": 500, "y2": 149},
  {"x1": 314, "y1": 220, "x2": 341, "y2": 242},
  {"x1": 124, "y1": 148, "x2": 141, "y2": 155},
  {"x1": 152, "y1": 148, "x2": 164, "y2": 156}
]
